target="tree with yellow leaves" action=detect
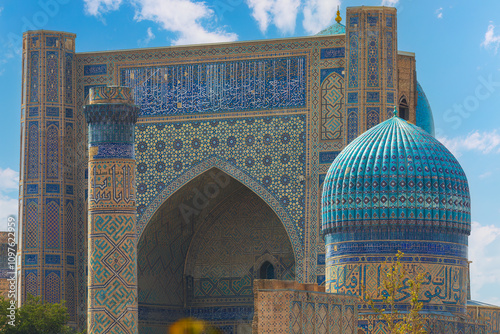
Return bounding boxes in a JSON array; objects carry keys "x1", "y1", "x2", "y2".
[{"x1": 362, "y1": 251, "x2": 426, "y2": 334}]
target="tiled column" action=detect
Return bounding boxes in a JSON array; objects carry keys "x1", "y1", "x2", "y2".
[
  {"x1": 84, "y1": 86, "x2": 139, "y2": 334},
  {"x1": 18, "y1": 31, "x2": 77, "y2": 324}
]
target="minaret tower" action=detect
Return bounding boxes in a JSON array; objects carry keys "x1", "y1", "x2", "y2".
[
  {"x1": 344, "y1": 6, "x2": 398, "y2": 144},
  {"x1": 84, "y1": 86, "x2": 139, "y2": 333},
  {"x1": 18, "y1": 30, "x2": 78, "y2": 325}
]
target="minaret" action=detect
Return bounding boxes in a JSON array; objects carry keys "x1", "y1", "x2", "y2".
[
  {"x1": 84, "y1": 86, "x2": 139, "y2": 334},
  {"x1": 344, "y1": 6, "x2": 398, "y2": 144},
  {"x1": 18, "y1": 30, "x2": 77, "y2": 325}
]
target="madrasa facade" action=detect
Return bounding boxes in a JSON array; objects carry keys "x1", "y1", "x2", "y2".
[{"x1": 16, "y1": 5, "x2": 500, "y2": 334}]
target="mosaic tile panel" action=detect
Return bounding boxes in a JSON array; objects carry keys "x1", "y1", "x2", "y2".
[
  {"x1": 135, "y1": 115, "x2": 306, "y2": 245},
  {"x1": 27, "y1": 121, "x2": 39, "y2": 179},
  {"x1": 120, "y1": 57, "x2": 307, "y2": 116},
  {"x1": 29, "y1": 51, "x2": 39, "y2": 102},
  {"x1": 348, "y1": 32, "x2": 359, "y2": 88},
  {"x1": 367, "y1": 31, "x2": 379, "y2": 88},
  {"x1": 320, "y1": 72, "x2": 344, "y2": 140},
  {"x1": 65, "y1": 53, "x2": 73, "y2": 104},
  {"x1": 347, "y1": 108, "x2": 358, "y2": 143},
  {"x1": 66, "y1": 271, "x2": 76, "y2": 321},
  {"x1": 65, "y1": 200, "x2": 74, "y2": 251},
  {"x1": 386, "y1": 31, "x2": 394, "y2": 88},
  {"x1": 25, "y1": 269, "x2": 38, "y2": 298},
  {"x1": 46, "y1": 199, "x2": 60, "y2": 249},
  {"x1": 46, "y1": 122, "x2": 59, "y2": 179},
  {"x1": 46, "y1": 51, "x2": 58, "y2": 102},
  {"x1": 366, "y1": 107, "x2": 379, "y2": 129},
  {"x1": 25, "y1": 199, "x2": 38, "y2": 248},
  {"x1": 45, "y1": 270, "x2": 61, "y2": 303}
]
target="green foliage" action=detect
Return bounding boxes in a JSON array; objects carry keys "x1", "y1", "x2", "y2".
[
  {"x1": 0, "y1": 294, "x2": 84, "y2": 334},
  {"x1": 362, "y1": 251, "x2": 426, "y2": 334}
]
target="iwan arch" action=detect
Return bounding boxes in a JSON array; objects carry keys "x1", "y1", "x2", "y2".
[{"x1": 17, "y1": 5, "x2": 500, "y2": 334}]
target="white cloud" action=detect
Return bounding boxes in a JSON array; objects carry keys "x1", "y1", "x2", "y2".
[
  {"x1": 438, "y1": 130, "x2": 500, "y2": 157},
  {"x1": 469, "y1": 221, "x2": 500, "y2": 297},
  {"x1": 0, "y1": 168, "x2": 19, "y2": 231},
  {"x1": 381, "y1": 0, "x2": 399, "y2": 6},
  {"x1": 0, "y1": 168, "x2": 19, "y2": 192},
  {"x1": 436, "y1": 7, "x2": 443, "y2": 19},
  {"x1": 246, "y1": 0, "x2": 301, "y2": 34},
  {"x1": 84, "y1": 0, "x2": 123, "y2": 16},
  {"x1": 0, "y1": 194, "x2": 18, "y2": 231},
  {"x1": 133, "y1": 0, "x2": 237, "y2": 45},
  {"x1": 138, "y1": 27, "x2": 155, "y2": 46},
  {"x1": 481, "y1": 23, "x2": 500, "y2": 54},
  {"x1": 303, "y1": 0, "x2": 341, "y2": 34},
  {"x1": 479, "y1": 171, "x2": 492, "y2": 179},
  {"x1": 83, "y1": 0, "x2": 238, "y2": 45}
]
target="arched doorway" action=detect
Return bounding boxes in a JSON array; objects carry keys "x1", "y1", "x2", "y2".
[
  {"x1": 137, "y1": 168, "x2": 295, "y2": 333},
  {"x1": 399, "y1": 96, "x2": 410, "y2": 120}
]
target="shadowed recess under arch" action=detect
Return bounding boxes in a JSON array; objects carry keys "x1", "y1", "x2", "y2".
[{"x1": 137, "y1": 168, "x2": 295, "y2": 330}]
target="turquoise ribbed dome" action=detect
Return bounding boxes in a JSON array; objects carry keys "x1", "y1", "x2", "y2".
[
  {"x1": 321, "y1": 116, "x2": 470, "y2": 240},
  {"x1": 416, "y1": 82, "x2": 435, "y2": 136},
  {"x1": 316, "y1": 23, "x2": 345, "y2": 36}
]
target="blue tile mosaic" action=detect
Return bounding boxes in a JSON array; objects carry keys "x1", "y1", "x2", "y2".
[
  {"x1": 320, "y1": 47, "x2": 345, "y2": 59},
  {"x1": 319, "y1": 151, "x2": 340, "y2": 164},
  {"x1": 121, "y1": 57, "x2": 307, "y2": 116},
  {"x1": 46, "y1": 254, "x2": 61, "y2": 265},
  {"x1": 84, "y1": 64, "x2": 107, "y2": 76}
]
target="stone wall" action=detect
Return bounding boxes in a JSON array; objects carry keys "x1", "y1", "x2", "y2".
[{"x1": 252, "y1": 279, "x2": 358, "y2": 334}]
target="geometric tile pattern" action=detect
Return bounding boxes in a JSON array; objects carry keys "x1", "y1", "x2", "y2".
[
  {"x1": 29, "y1": 51, "x2": 39, "y2": 102},
  {"x1": 66, "y1": 271, "x2": 76, "y2": 321},
  {"x1": 46, "y1": 123, "x2": 59, "y2": 179},
  {"x1": 253, "y1": 280, "x2": 357, "y2": 334},
  {"x1": 348, "y1": 32, "x2": 359, "y2": 88},
  {"x1": 65, "y1": 200, "x2": 74, "y2": 251},
  {"x1": 386, "y1": 31, "x2": 394, "y2": 88},
  {"x1": 367, "y1": 30, "x2": 379, "y2": 88},
  {"x1": 27, "y1": 121, "x2": 39, "y2": 179},
  {"x1": 45, "y1": 199, "x2": 60, "y2": 249},
  {"x1": 86, "y1": 87, "x2": 138, "y2": 334},
  {"x1": 466, "y1": 302, "x2": 500, "y2": 334},
  {"x1": 347, "y1": 108, "x2": 358, "y2": 143},
  {"x1": 321, "y1": 72, "x2": 344, "y2": 140},
  {"x1": 26, "y1": 199, "x2": 38, "y2": 248},
  {"x1": 134, "y1": 115, "x2": 306, "y2": 247},
  {"x1": 46, "y1": 51, "x2": 58, "y2": 102},
  {"x1": 25, "y1": 269, "x2": 38, "y2": 298},
  {"x1": 45, "y1": 270, "x2": 61, "y2": 303},
  {"x1": 358, "y1": 312, "x2": 487, "y2": 334},
  {"x1": 65, "y1": 53, "x2": 73, "y2": 104},
  {"x1": 366, "y1": 108, "x2": 379, "y2": 129}
]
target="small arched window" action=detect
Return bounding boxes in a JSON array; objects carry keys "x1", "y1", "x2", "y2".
[
  {"x1": 399, "y1": 97, "x2": 410, "y2": 120},
  {"x1": 259, "y1": 261, "x2": 275, "y2": 279}
]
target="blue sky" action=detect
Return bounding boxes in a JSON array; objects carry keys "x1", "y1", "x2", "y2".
[{"x1": 0, "y1": 0, "x2": 499, "y2": 305}]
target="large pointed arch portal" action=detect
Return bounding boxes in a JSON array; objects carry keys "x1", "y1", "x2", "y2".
[{"x1": 137, "y1": 168, "x2": 296, "y2": 332}]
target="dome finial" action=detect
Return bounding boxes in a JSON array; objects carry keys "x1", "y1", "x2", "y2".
[
  {"x1": 393, "y1": 105, "x2": 398, "y2": 117},
  {"x1": 335, "y1": 6, "x2": 342, "y2": 24}
]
